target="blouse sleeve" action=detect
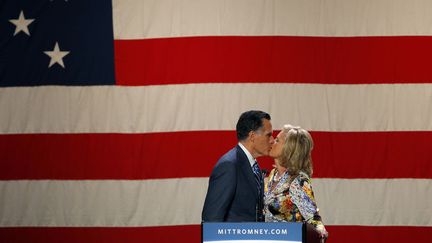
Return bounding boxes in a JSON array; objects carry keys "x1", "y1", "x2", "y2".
[
  {"x1": 289, "y1": 174, "x2": 318, "y2": 221},
  {"x1": 289, "y1": 173, "x2": 327, "y2": 236},
  {"x1": 290, "y1": 174, "x2": 326, "y2": 232}
]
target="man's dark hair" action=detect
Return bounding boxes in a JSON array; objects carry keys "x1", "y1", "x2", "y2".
[{"x1": 236, "y1": 110, "x2": 271, "y2": 141}]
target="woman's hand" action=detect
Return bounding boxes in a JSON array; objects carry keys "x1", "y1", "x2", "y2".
[{"x1": 316, "y1": 225, "x2": 328, "y2": 242}]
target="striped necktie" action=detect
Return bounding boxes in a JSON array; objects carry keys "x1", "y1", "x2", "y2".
[
  {"x1": 252, "y1": 161, "x2": 264, "y2": 221},
  {"x1": 252, "y1": 161, "x2": 262, "y2": 190}
]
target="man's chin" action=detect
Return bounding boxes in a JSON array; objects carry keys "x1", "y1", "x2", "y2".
[
  {"x1": 261, "y1": 151, "x2": 272, "y2": 157},
  {"x1": 268, "y1": 154, "x2": 277, "y2": 159}
]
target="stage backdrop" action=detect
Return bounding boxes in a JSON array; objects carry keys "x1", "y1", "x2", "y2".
[{"x1": 1, "y1": 0, "x2": 432, "y2": 242}]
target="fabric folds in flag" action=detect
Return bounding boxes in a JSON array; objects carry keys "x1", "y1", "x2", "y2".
[{"x1": 1, "y1": 0, "x2": 432, "y2": 243}]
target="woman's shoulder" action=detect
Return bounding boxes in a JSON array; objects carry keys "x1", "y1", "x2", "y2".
[{"x1": 292, "y1": 171, "x2": 312, "y2": 187}]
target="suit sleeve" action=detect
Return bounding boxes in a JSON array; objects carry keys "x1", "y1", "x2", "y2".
[{"x1": 202, "y1": 160, "x2": 237, "y2": 221}]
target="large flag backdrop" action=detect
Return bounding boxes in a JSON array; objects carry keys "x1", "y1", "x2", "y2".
[{"x1": 1, "y1": 0, "x2": 432, "y2": 242}]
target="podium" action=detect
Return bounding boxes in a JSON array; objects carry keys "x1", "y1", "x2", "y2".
[{"x1": 202, "y1": 222, "x2": 304, "y2": 243}]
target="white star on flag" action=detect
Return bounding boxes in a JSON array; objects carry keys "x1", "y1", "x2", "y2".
[
  {"x1": 44, "y1": 42, "x2": 70, "y2": 68},
  {"x1": 9, "y1": 10, "x2": 35, "y2": 36}
]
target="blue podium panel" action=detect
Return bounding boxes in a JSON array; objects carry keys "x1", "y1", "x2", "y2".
[{"x1": 202, "y1": 222, "x2": 303, "y2": 243}]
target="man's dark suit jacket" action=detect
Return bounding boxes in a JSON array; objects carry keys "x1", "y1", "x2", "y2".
[{"x1": 202, "y1": 145, "x2": 264, "y2": 222}]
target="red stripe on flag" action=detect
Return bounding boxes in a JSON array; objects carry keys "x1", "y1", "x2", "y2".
[
  {"x1": 313, "y1": 131, "x2": 432, "y2": 179},
  {"x1": 1, "y1": 131, "x2": 432, "y2": 180},
  {"x1": 0, "y1": 225, "x2": 200, "y2": 243},
  {"x1": 114, "y1": 36, "x2": 432, "y2": 85},
  {"x1": 0, "y1": 225, "x2": 431, "y2": 243},
  {"x1": 326, "y1": 225, "x2": 432, "y2": 243}
]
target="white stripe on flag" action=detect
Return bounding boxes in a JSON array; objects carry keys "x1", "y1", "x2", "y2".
[
  {"x1": 1, "y1": 84, "x2": 432, "y2": 134},
  {"x1": 113, "y1": 0, "x2": 432, "y2": 39},
  {"x1": 0, "y1": 178, "x2": 431, "y2": 227},
  {"x1": 314, "y1": 178, "x2": 432, "y2": 226}
]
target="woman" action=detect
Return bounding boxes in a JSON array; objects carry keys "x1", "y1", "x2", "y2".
[{"x1": 264, "y1": 125, "x2": 328, "y2": 240}]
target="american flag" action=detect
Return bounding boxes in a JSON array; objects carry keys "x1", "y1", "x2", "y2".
[{"x1": 1, "y1": 0, "x2": 431, "y2": 242}]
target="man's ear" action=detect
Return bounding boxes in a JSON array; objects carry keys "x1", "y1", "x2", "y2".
[{"x1": 248, "y1": 130, "x2": 255, "y2": 142}]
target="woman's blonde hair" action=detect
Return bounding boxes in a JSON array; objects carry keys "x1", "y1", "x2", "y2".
[{"x1": 280, "y1": 124, "x2": 314, "y2": 177}]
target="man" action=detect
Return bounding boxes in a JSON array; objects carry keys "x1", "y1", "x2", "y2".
[{"x1": 202, "y1": 110, "x2": 274, "y2": 222}]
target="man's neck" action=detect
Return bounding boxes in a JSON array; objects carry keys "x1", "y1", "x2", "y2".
[{"x1": 239, "y1": 141, "x2": 258, "y2": 159}]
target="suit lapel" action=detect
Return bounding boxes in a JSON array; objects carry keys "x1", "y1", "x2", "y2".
[{"x1": 236, "y1": 145, "x2": 259, "y2": 199}]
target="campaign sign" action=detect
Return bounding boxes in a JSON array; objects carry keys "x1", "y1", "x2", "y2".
[{"x1": 202, "y1": 222, "x2": 303, "y2": 243}]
